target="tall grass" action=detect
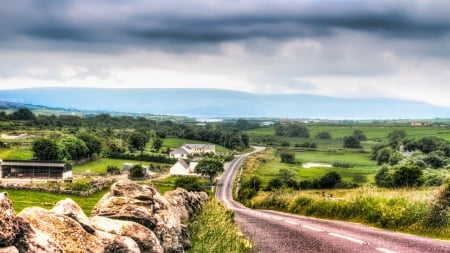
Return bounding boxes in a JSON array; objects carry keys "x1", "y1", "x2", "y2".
[
  {"x1": 188, "y1": 200, "x2": 252, "y2": 253},
  {"x1": 247, "y1": 186, "x2": 450, "y2": 239}
]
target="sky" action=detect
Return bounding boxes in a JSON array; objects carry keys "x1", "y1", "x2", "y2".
[{"x1": 1, "y1": 0, "x2": 450, "y2": 107}]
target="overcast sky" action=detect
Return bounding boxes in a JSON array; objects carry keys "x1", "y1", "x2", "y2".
[{"x1": 1, "y1": 0, "x2": 450, "y2": 107}]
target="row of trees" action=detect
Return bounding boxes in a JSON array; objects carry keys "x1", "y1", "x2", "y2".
[{"x1": 32, "y1": 132, "x2": 102, "y2": 161}]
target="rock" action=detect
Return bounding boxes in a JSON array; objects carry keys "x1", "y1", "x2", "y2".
[
  {"x1": 0, "y1": 246, "x2": 19, "y2": 253},
  {"x1": 91, "y1": 180, "x2": 209, "y2": 252},
  {"x1": 95, "y1": 230, "x2": 141, "y2": 253},
  {"x1": 51, "y1": 198, "x2": 95, "y2": 234},
  {"x1": 13, "y1": 217, "x2": 62, "y2": 253},
  {"x1": 0, "y1": 192, "x2": 19, "y2": 247},
  {"x1": 19, "y1": 207, "x2": 104, "y2": 253},
  {"x1": 165, "y1": 188, "x2": 208, "y2": 223},
  {"x1": 91, "y1": 215, "x2": 162, "y2": 253}
]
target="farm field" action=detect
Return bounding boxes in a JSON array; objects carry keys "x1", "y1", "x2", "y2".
[
  {"x1": 4, "y1": 189, "x2": 109, "y2": 215},
  {"x1": 0, "y1": 147, "x2": 34, "y2": 160},
  {"x1": 72, "y1": 158, "x2": 171, "y2": 175}
]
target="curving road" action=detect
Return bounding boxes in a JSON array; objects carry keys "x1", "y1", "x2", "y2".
[{"x1": 216, "y1": 149, "x2": 450, "y2": 253}]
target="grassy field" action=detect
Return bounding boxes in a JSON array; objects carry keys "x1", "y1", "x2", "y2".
[
  {"x1": 4, "y1": 189, "x2": 108, "y2": 216},
  {"x1": 0, "y1": 147, "x2": 34, "y2": 160},
  {"x1": 249, "y1": 149, "x2": 377, "y2": 185},
  {"x1": 72, "y1": 158, "x2": 171, "y2": 175}
]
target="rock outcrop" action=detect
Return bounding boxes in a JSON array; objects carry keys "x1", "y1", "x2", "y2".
[{"x1": 0, "y1": 180, "x2": 208, "y2": 253}]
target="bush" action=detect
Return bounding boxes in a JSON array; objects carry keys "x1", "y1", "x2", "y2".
[
  {"x1": 315, "y1": 131, "x2": 331, "y2": 139},
  {"x1": 106, "y1": 165, "x2": 120, "y2": 175},
  {"x1": 375, "y1": 166, "x2": 394, "y2": 187},
  {"x1": 130, "y1": 164, "x2": 145, "y2": 177},
  {"x1": 174, "y1": 176, "x2": 205, "y2": 192},
  {"x1": 392, "y1": 165, "x2": 423, "y2": 187},
  {"x1": 423, "y1": 183, "x2": 450, "y2": 229},
  {"x1": 332, "y1": 162, "x2": 354, "y2": 168},
  {"x1": 314, "y1": 171, "x2": 342, "y2": 189},
  {"x1": 343, "y1": 136, "x2": 361, "y2": 149},
  {"x1": 280, "y1": 151, "x2": 296, "y2": 164}
]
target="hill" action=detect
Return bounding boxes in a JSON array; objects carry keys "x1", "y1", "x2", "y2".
[{"x1": 0, "y1": 87, "x2": 448, "y2": 119}]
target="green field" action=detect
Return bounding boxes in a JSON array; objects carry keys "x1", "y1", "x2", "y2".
[
  {"x1": 72, "y1": 158, "x2": 171, "y2": 175},
  {"x1": 4, "y1": 189, "x2": 108, "y2": 215},
  {"x1": 0, "y1": 147, "x2": 34, "y2": 160}
]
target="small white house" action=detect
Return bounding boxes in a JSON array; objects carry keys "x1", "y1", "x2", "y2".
[
  {"x1": 169, "y1": 160, "x2": 190, "y2": 176},
  {"x1": 169, "y1": 143, "x2": 216, "y2": 159}
]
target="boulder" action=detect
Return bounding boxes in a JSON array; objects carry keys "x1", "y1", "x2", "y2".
[
  {"x1": 0, "y1": 192, "x2": 19, "y2": 247},
  {"x1": 0, "y1": 246, "x2": 19, "y2": 253},
  {"x1": 164, "y1": 188, "x2": 208, "y2": 223},
  {"x1": 19, "y1": 207, "x2": 104, "y2": 253},
  {"x1": 95, "y1": 230, "x2": 141, "y2": 253},
  {"x1": 13, "y1": 217, "x2": 62, "y2": 253},
  {"x1": 91, "y1": 180, "x2": 208, "y2": 252},
  {"x1": 91, "y1": 215, "x2": 162, "y2": 253},
  {"x1": 51, "y1": 198, "x2": 95, "y2": 234}
]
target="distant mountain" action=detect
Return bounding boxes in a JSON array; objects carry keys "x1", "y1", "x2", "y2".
[{"x1": 0, "y1": 87, "x2": 449, "y2": 119}]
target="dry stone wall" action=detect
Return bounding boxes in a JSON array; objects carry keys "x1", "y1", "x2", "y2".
[{"x1": 0, "y1": 180, "x2": 208, "y2": 253}]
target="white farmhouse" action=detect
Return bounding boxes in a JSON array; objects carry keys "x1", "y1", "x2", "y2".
[
  {"x1": 169, "y1": 159, "x2": 190, "y2": 176},
  {"x1": 169, "y1": 143, "x2": 215, "y2": 159}
]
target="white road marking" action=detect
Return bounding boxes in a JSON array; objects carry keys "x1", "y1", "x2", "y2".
[
  {"x1": 376, "y1": 248, "x2": 397, "y2": 253},
  {"x1": 285, "y1": 220, "x2": 299, "y2": 225},
  {"x1": 302, "y1": 224, "x2": 324, "y2": 232},
  {"x1": 328, "y1": 233, "x2": 366, "y2": 245}
]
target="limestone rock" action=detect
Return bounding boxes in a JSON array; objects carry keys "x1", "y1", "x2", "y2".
[
  {"x1": 91, "y1": 180, "x2": 187, "y2": 252},
  {"x1": 51, "y1": 198, "x2": 95, "y2": 234},
  {"x1": 165, "y1": 188, "x2": 208, "y2": 223},
  {"x1": 13, "y1": 217, "x2": 62, "y2": 253},
  {"x1": 95, "y1": 230, "x2": 141, "y2": 253},
  {"x1": 91, "y1": 215, "x2": 162, "y2": 253},
  {"x1": 0, "y1": 246, "x2": 19, "y2": 253},
  {"x1": 19, "y1": 207, "x2": 104, "y2": 253},
  {"x1": 0, "y1": 193, "x2": 19, "y2": 247}
]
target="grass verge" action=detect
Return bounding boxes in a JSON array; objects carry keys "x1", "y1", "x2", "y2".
[{"x1": 188, "y1": 200, "x2": 252, "y2": 253}]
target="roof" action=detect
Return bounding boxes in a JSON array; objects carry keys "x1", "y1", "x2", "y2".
[
  {"x1": 170, "y1": 148, "x2": 189, "y2": 155},
  {"x1": 175, "y1": 159, "x2": 189, "y2": 170},
  {"x1": 0, "y1": 160, "x2": 68, "y2": 167},
  {"x1": 184, "y1": 144, "x2": 215, "y2": 150}
]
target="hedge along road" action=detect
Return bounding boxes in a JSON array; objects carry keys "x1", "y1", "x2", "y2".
[{"x1": 216, "y1": 147, "x2": 450, "y2": 253}]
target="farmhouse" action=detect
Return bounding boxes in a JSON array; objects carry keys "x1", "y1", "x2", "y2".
[
  {"x1": 169, "y1": 143, "x2": 215, "y2": 159},
  {"x1": 0, "y1": 160, "x2": 72, "y2": 180},
  {"x1": 169, "y1": 160, "x2": 199, "y2": 176}
]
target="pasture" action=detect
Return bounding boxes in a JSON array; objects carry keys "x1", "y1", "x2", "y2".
[{"x1": 72, "y1": 158, "x2": 171, "y2": 175}]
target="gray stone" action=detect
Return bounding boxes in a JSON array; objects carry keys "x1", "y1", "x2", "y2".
[
  {"x1": 51, "y1": 198, "x2": 95, "y2": 234},
  {"x1": 0, "y1": 193, "x2": 19, "y2": 247}
]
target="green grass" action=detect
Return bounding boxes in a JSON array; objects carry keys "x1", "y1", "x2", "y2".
[
  {"x1": 0, "y1": 147, "x2": 34, "y2": 160},
  {"x1": 73, "y1": 158, "x2": 171, "y2": 175},
  {"x1": 188, "y1": 200, "x2": 252, "y2": 253},
  {"x1": 153, "y1": 176, "x2": 211, "y2": 195},
  {"x1": 251, "y1": 149, "x2": 377, "y2": 185},
  {"x1": 248, "y1": 186, "x2": 450, "y2": 239},
  {"x1": 4, "y1": 189, "x2": 108, "y2": 216}
]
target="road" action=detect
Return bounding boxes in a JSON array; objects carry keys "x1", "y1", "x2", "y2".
[{"x1": 216, "y1": 148, "x2": 450, "y2": 253}]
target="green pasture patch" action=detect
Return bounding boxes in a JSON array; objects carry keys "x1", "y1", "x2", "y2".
[
  {"x1": 5, "y1": 189, "x2": 108, "y2": 216},
  {"x1": 73, "y1": 158, "x2": 170, "y2": 175},
  {"x1": 0, "y1": 148, "x2": 34, "y2": 160}
]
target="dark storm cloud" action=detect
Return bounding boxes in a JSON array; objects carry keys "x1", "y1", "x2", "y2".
[{"x1": 1, "y1": 0, "x2": 450, "y2": 48}]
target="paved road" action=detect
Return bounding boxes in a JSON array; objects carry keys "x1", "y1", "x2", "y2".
[{"x1": 216, "y1": 149, "x2": 450, "y2": 253}]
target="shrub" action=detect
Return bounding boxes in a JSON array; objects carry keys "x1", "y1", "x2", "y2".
[
  {"x1": 280, "y1": 151, "x2": 296, "y2": 164},
  {"x1": 174, "y1": 176, "x2": 205, "y2": 192},
  {"x1": 392, "y1": 165, "x2": 423, "y2": 187},
  {"x1": 343, "y1": 136, "x2": 361, "y2": 149},
  {"x1": 314, "y1": 171, "x2": 342, "y2": 189},
  {"x1": 332, "y1": 162, "x2": 354, "y2": 168},
  {"x1": 375, "y1": 166, "x2": 394, "y2": 187},
  {"x1": 130, "y1": 164, "x2": 145, "y2": 177},
  {"x1": 106, "y1": 165, "x2": 120, "y2": 175},
  {"x1": 315, "y1": 131, "x2": 331, "y2": 139},
  {"x1": 423, "y1": 183, "x2": 450, "y2": 229}
]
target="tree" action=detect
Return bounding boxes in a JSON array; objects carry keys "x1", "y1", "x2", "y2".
[
  {"x1": 77, "y1": 132, "x2": 102, "y2": 157},
  {"x1": 316, "y1": 171, "x2": 342, "y2": 188},
  {"x1": 280, "y1": 152, "x2": 296, "y2": 164},
  {"x1": 375, "y1": 165, "x2": 393, "y2": 187},
  {"x1": 343, "y1": 136, "x2": 361, "y2": 149},
  {"x1": 392, "y1": 165, "x2": 423, "y2": 187},
  {"x1": 9, "y1": 108, "x2": 35, "y2": 120},
  {"x1": 315, "y1": 131, "x2": 331, "y2": 139},
  {"x1": 128, "y1": 131, "x2": 149, "y2": 153},
  {"x1": 353, "y1": 129, "x2": 367, "y2": 141},
  {"x1": 195, "y1": 158, "x2": 224, "y2": 183},
  {"x1": 152, "y1": 137, "x2": 163, "y2": 151},
  {"x1": 60, "y1": 136, "x2": 88, "y2": 161},
  {"x1": 32, "y1": 138, "x2": 64, "y2": 161},
  {"x1": 130, "y1": 164, "x2": 145, "y2": 177},
  {"x1": 387, "y1": 130, "x2": 406, "y2": 147}
]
